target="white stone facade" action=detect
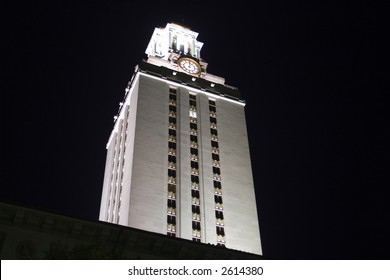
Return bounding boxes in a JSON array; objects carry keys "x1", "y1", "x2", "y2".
[{"x1": 99, "y1": 69, "x2": 262, "y2": 255}]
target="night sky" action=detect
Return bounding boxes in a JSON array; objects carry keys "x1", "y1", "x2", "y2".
[{"x1": 2, "y1": 1, "x2": 388, "y2": 259}]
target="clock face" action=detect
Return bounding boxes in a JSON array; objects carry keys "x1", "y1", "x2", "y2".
[{"x1": 178, "y1": 58, "x2": 201, "y2": 75}]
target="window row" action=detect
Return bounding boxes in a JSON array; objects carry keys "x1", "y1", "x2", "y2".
[
  {"x1": 167, "y1": 87, "x2": 177, "y2": 237},
  {"x1": 190, "y1": 93, "x2": 201, "y2": 242}
]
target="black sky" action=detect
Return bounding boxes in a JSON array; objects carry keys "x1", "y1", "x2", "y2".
[{"x1": 2, "y1": 0, "x2": 388, "y2": 260}]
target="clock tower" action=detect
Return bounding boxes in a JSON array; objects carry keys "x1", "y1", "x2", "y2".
[
  {"x1": 145, "y1": 23, "x2": 204, "y2": 76},
  {"x1": 99, "y1": 23, "x2": 262, "y2": 255}
]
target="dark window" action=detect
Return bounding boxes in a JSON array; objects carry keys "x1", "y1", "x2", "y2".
[
  {"x1": 167, "y1": 199, "x2": 176, "y2": 208},
  {"x1": 169, "y1": 129, "x2": 176, "y2": 136},
  {"x1": 210, "y1": 128, "x2": 218, "y2": 135},
  {"x1": 189, "y1": 94, "x2": 196, "y2": 100},
  {"x1": 210, "y1": 117, "x2": 217, "y2": 123},
  {"x1": 216, "y1": 227, "x2": 225, "y2": 236},
  {"x1": 189, "y1": 100, "x2": 196, "y2": 107},
  {"x1": 167, "y1": 232, "x2": 176, "y2": 237},
  {"x1": 191, "y1": 175, "x2": 199, "y2": 183},
  {"x1": 209, "y1": 105, "x2": 216, "y2": 112},
  {"x1": 167, "y1": 215, "x2": 176, "y2": 225},
  {"x1": 168, "y1": 155, "x2": 176, "y2": 163},
  {"x1": 213, "y1": 167, "x2": 220, "y2": 174},
  {"x1": 192, "y1": 221, "x2": 201, "y2": 230},
  {"x1": 214, "y1": 195, "x2": 223, "y2": 204},
  {"x1": 168, "y1": 184, "x2": 176, "y2": 193},
  {"x1": 211, "y1": 140, "x2": 219, "y2": 148},
  {"x1": 192, "y1": 205, "x2": 200, "y2": 214},
  {"x1": 191, "y1": 161, "x2": 199, "y2": 169},
  {"x1": 215, "y1": 210, "x2": 224, "y2": 220},
  {"x1": 168, "y1": 142, "x2": 176, "y2": 149},
  {"x1": 169, "y1": 105, "x2": 176, "y2": 112},
  {"x1": 192, "y1": 238, "x2": 201, "y2": 242},
  {"x1": 190, "y1": 135, "x2": 198, "y2": 142},
  {"x1": 213, "y1": 181, "x2": 222, "y2": 188},
  {"x1": 168, "y1": 169, "x2": 176, "y2": 177},
  {"x1": 209, "y1": 100, "x2": 216, "y2": 106},
  {"x1": 212, "y1": 153, "x2": 220, "y2": 161},
  {"x1": 190, "y1": 122, "x2": 197, "y2": 130},
  {"x1": 191, "y1": 189, "x2": 200, "y2": 198},
  {"x1": 190, "y1": 147, "x2": 198, "y2": 155},
  {"x1": 169, "y1": 88, "x2": 177, "y2": 94},
  {"x1": 169, "y1": 117, "x2": 176, "y2": 124}
]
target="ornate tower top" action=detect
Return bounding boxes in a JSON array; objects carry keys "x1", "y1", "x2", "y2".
[
  {"x1": 146, "y1": 23, "x2": 204, "y2": 59},
  {"x1": 145, "y1": 23, "x2": 210, "y2": 78}
]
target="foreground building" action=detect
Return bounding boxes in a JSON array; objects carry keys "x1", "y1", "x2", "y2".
[
  {"x1": 0, "y1": 201, "x2": 264, "y2": 259},
  {"x1": 99, "y1": 23, "x2": 262, "y2": 255}
]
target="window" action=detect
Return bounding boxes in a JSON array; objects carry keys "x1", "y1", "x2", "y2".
[
  {"x1": 190, "y1": 122, "x2": 197, "y2": 130},
  {"x1": 168, "y1": 184, "x2": 176, "y2": 198},
  {"x1": 190, "y1": 135, "x2": 198, "y2": 142},
  {"x1": 192, "y1": 221, "x2": 201, "y2": 231},
  {"x1": 191, "y1": 175, "x2": 199, "y2": 183},
  {"x1": 191, "y1": 161, "x2": 199, "y2": 169},
  {"x1": 210, "y1": 128, "x2": 218, "y2": 135},
  {"x1": 168, "y1": 155, "x2": 176, "y2": 163},
  {"x1": 168, "y1": 142, "x2": 176, "y2": 149},
  {"x1": 211, "y1": 140, "x2": 219, "y2": 148},
  {"x1": 169, "y1": 105, "x2": 176, "y2": 112},
  {"x1": 214, "y1": 195, "x2": 223, "y2": 204},
  {"x1": 216, "y1": 226, "x2": 225, "y2": 236},
  {"x1": 189, "y1": 110, "x2": 197, "y2": 118},
  {"x1": 167, "y1": 215, "x2": 176, "y2": 225},
  {"x1": 167, "y1": 199, "x2": 176, "y2": 209},
  {"x1": 215, "y1": 210, "x2": 224, "y2": 220},
  {"x1": 191, "y1": 189, "x2": 200, "y2": 198},
  {"x1": 192, "y1": 205, "x2": 200, "y2": 214},
  {"x1": 169, "y1": 88, "x2": 177, "y2": 94},
  {"x1": 168, "y1": 169, "x2": 176, "y2": 177},
  {"x1": 190, "y1": 147, "x2": 198, "y2": 155}
]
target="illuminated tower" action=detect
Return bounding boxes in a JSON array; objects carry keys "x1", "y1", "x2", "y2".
[{"x1": 99, "y1": 23, "x2": 262, "y2": 255}]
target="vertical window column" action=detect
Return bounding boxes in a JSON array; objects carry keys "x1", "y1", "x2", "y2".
[
  {"x1": 116, "y1": 106, "x2": 130, "y2": 223},
  {"x1": 167, "y1": 88, "x2": 177, "y2": 237},
  {"x1": 190, "y1": 93, "x2": 201, "y2": 242},
  {"x1": 107, "y1": 104, "x2": 130, "y2": 225},
  {"x1": 209, "y1": 99, "x2": 226, "y2": 246}
]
